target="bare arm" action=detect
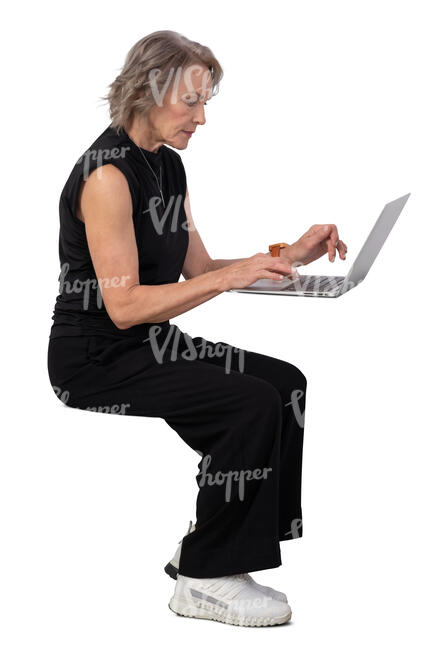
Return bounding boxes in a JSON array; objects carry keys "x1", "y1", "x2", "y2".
[
  {"x1": 80, "y1": 166, "x2": 292, "y2": 330},
  {"x1": 81, "y1": 166, "x2": 229, "y2": 328}
]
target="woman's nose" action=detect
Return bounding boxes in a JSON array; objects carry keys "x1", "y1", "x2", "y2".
[{"x1": 194, "y1": 102, "x2": 206, "y2": 126}]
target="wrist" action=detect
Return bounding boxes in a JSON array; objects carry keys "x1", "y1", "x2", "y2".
[
  {"x1": 211, "y1": 267, "x2": 229, "y2": 293},
  {"x1": 279, "y1": 243, "x2": 296, "y2": 264},
  {"x1": 279, "y1": 244, "x2": 305, "y2": 273},
  {"x1": 268, "y1": 242, "x2": 298, "y2": 264}
]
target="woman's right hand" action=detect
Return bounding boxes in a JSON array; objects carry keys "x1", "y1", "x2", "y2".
[{"x1": 218, "y1": 253, "x2": 297, "y2": 291}]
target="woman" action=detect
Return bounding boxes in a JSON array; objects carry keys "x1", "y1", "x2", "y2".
[{"x1": 47, "y1": 30, "x2": 347, "y2": 627}]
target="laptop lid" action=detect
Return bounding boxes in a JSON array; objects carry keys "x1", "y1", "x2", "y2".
[{"x1": 341, "y1": 193, "x2": 411, "y2": 294}]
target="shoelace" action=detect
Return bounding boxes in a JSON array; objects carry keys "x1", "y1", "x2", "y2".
[{"x1": 200, "y1": 574, "x2": 249, "y2": 600}]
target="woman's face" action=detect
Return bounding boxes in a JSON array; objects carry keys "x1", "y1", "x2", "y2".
[{"x1": 146, "y1": 64, "x2": 213, "y2": 150}]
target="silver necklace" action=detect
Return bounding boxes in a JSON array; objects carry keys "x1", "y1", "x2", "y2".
[{"x1": 133, "y1": 141, "x2": 165, "y2": 208}]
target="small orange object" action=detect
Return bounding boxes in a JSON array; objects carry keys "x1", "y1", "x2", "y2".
[{"x1": 268, "y1": 242, "x2": 289, "y2": 257}]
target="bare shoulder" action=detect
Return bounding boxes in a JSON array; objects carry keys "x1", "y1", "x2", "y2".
[{"x1": 76, "y1": 163, "x2": 132, "y2": 223}]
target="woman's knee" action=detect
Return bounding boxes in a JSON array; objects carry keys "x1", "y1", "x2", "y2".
[
  {"x1": 279, "y1": 361, "x2": 307, "y2": 394},
  {"x1": 289, "y1": 365, "x2": 307, "y2": 396}
]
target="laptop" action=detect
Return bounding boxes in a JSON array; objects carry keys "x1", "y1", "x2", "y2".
[{"x1": 228, "y1": 193, "x2": 411, "y2": 298}]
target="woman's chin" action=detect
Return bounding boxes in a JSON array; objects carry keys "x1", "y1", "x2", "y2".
[{"x1": 174, "y1": 139, "x2": 189, "y2": 150}]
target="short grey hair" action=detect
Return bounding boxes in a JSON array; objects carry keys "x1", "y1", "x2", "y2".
[{"x1": 101, "y1": 30, "x2": 224, "y2": 135}]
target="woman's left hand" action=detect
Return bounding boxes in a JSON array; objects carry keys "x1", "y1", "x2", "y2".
[{"x1": 283, "y1": 224, "x2": 348, "y2": 267}]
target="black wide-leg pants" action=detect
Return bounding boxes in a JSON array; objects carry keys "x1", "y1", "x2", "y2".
[{"x1": 47, "y1": 323, "x2": 307, "y2": 579}]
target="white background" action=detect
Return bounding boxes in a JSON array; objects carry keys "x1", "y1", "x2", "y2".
[{"x1": 1, "y1": 0, "x2": 439, "y2": 647}]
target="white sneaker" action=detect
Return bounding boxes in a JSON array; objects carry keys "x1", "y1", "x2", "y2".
[
  {"x1": 168, "y1": 573, "x2": 292, "y2": 627},
  {"x1": 238, "y1": 573, "x2": 288, "y2": 603},
  {"x1": 164, "y1": 520, "x2": 288, "y2": 603}
]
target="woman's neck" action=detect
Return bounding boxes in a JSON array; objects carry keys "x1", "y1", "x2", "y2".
[{"x1": 125, "y1": 118, "x2": 163, "y2": 153}]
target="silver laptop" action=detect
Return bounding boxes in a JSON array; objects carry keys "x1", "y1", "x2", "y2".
[{"x1": 228, "y1": 193, "x2": 410, "y2": 298}]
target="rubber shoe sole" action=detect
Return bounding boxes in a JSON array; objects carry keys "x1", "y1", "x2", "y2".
[{"x1": 168, "y1": 594, "x2": 292, "y2": 627}]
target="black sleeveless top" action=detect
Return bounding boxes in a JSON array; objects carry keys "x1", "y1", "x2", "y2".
[{"x1": 49, "y1": 124, "x2": 189, "y2": 339}]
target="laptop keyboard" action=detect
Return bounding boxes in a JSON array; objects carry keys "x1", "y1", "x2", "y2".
[{"x1": 281, "y1": 275, "x2": 345, "y2": 292}]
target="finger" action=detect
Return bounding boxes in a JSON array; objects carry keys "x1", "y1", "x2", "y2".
[
  {"x1": 336, "y1": 239, "x2": 347, "y2": 259},
  {"x1": 259, "y1": 271, "x2": 287, "y2": 281},
  {"x1": 327, "y1": 225, "x2": 339, "y2": 261},
  {"x1": 331, "y1": 226, "x2": 339, "y2": 243},
  {"x1": 326, "y1": 236, "x2": 335, "y2": 262},
  {"x1": 324, "y1": 233, "x2": 336, "y2": 262},
  {"x1": 330, "y1": 226, "x2": 339, "y2": 260}
]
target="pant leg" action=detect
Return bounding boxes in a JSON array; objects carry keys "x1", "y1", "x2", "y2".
[
  {"x1": 47, "y1": 327, "x2": 285, "y2": 578},
  {"x1": 182, "y1": 330, "x2": 307, "y2": 542}
]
